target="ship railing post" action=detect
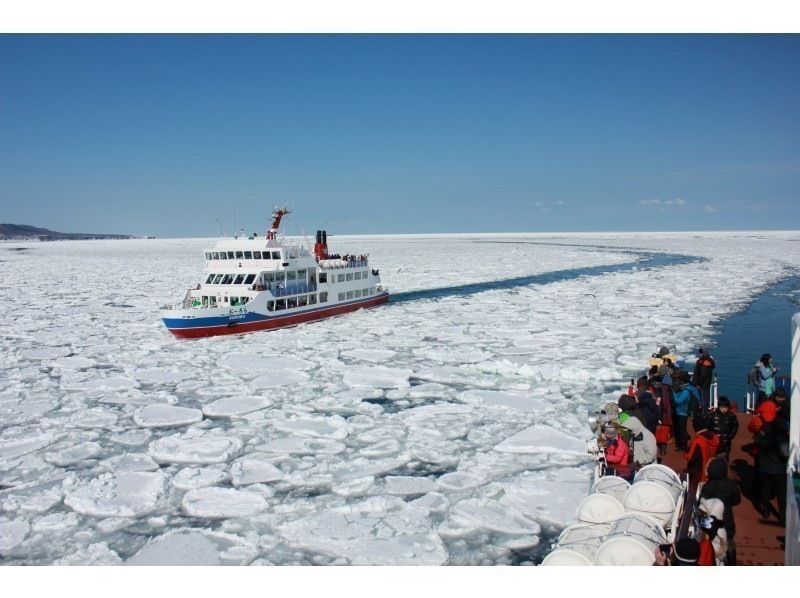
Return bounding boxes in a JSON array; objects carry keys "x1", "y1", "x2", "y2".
[
  {"x1": 710, "y1": 376, "x2": 718, "y2": 410},
  {"x1": 786, "y1": 312, "x2": 800, "y2": 565}
]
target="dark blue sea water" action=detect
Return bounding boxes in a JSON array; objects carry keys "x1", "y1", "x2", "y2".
[{"x1": 704, "y1": 276, "x2": 800, "y2": 409}]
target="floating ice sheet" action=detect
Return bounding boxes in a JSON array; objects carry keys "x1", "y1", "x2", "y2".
[
  {"x1": 494, "y1": 425, "x2": 587, "y2": 455},
  {"x1": 202, "y1": 396, "x2": 271, "y2": 417},
  {"x1": 64, "y1": 471, "x2": 167, "y2": 518},
  {"x1": 229, "y1": 454, "x2": 284, "y2": 486},
  {"x1": 126, "y1": 529, "x2": 258, "y2": 565},
  {"x1": 278, "y1": 496, "x2": 448, "y2": 565},
  {"x1": 3, "y1": 232, "x2": 800, "y2": 564},
  {"x1": 133, "y1": 405, "x2": 203, "y2": 428},
  {"x1": 182, "y1": 487, "x2": 268, "y2": 519},
  {"x1": 149, "y1": 433, "x2": 242, "y2": 464}
]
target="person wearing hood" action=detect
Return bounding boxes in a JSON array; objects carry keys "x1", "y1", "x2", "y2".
[
  {"x1": 773, "y1": 387, "x2": 790, "y2": 433},
  {"x1": 700, "y1": 456, "x2": 741, "y2": 564},
  {"x1": 602, "y1": 423, "x2": 631, "y2": 479},
  {"x1": 684, "y1": 415, "x2": 718, "y2": 484},
  {"x1": 691, "y1": 348, "x2": 716, "y2": 414},
  {"x1": 699, "y1": 498, "x2": 728, "y2": 565},
  {"x1": 709, "y1": 396, "x2": 739, "y2": 460},
  {"x1": 755, "y1": 409, "x2": 789, "y2": 525},
  {"x1": 621, "y1": 415, "x2": 657, "y2": 469},
  {"x1": 617, "y1": 394, "x2": 646, "y2": 430},
  {"x1": 634, "y1": 377, "x2": 660, "y2": 432}
]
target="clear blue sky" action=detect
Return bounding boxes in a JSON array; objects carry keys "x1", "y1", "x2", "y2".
[{"x1": 1, "y1": 34, "x2": 798, "y2": 236}]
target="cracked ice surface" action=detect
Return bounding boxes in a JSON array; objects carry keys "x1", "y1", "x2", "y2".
[{"x1": 0, "y1": 232, "x2": 799, "y2": 564}]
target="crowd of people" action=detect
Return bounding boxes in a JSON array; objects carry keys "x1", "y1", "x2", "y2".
[{"x1": 596, "y1": 347, "x2": 791, "y2": 566}]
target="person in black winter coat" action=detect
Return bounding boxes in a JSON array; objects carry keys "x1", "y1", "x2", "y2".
[
  {"x1": 691, "y1": 348, "x2": 716, "y2": 412},
  {"x1": 634, "y1": 377, "x2": 661, "y2": 433},
  {"x1": 755, "y1": 419, "x2": 789, "y2": 525},
  {"x1": 773, "y1": 388, "x2": 790, "y2": 433},
  {"x1": 709, "y1": 396, "x2": 739, "y2": 459},
  {"x1": 700, "y1": 456, "x2": 741, "y2": 565}
]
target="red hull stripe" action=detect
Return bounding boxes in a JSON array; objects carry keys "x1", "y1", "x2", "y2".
[{"x1": 167, "y1": 293, "x2": 389, "y2": 339}]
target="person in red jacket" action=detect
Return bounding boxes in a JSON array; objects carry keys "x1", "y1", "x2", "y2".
[
  {"x1": 603, "y1": 424, "x2": 631, "y2": 479},
  {"x1": 684, "y1": 416, "x2": 719, "y2": 484},
  {"x1": 697, "y1": 515, "x2": 721, "y2": 566}
]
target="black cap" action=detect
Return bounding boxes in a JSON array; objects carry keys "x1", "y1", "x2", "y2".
[
  {"x1": 718, "y1": 396, "x2": 730, "y2": 407},
  {"x1": 674, "y1": 538, "x2": 700, "y2": 565},
  {"x1": 692, "y1": 415, "x2": 708, "y2": 431}
]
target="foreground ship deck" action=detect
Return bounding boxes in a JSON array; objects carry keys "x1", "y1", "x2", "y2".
[
  {"x1": 160, "y1": 208, "x2": 389, "y2": 338},
  {"x1": 660, "y1": 411, "x2": 785, "y2": 565}
]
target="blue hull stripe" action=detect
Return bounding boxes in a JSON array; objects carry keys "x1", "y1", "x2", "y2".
[{"x1": 162, "y1": 293, "x2": 388, "y2": 330}]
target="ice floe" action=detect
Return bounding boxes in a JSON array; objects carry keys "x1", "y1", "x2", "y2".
[
  {"x1": 229, "y1": 454, "x2": 284, "y2": 486},
  {"x1": 383, "y1": 475, "x2": 436, "y2": 496},
  {"x1": 278, "y1": 496, "x2": 448, "y2": 565},
  {"x1": 343, "y1": 365, "x2": 412, "y2": 389},
  {"x1": 126, "y1": 528, "x2": 258, "y2": 565},
  {"x1": 273, "y1": 414, "x2": 349, "y2": 440},
  {"x1": 149, "y1": 432, "x2": 242, "y2": 464},
  {"x1": 64, "y1": 471, "x2": 167, "y2": 518},
  {"x1": 494, "y1": 425, "x2": 587, "y2": 455},
  {"x1": 102, "y1": 453, "x2": 160, "y2": 473},
  {"x1": 133, "y1": 405, "x2": 203, "y2": 428},
  {"x1": 0, "y1": 519, "x2": 30, "y2": 554},
  {"x1": 3, "y1": 232, "x2": 800, "y2": 564},
  {"x1": 172, "y1": 466, "x2": 229, "y2": 491},
  {"x1": 181, "y1": 487, "x2": 268, "y2": 519},
  {"x1": 202, "y1": 396, "x2": 271, "y2": 417},
  {"x1": 45, "y1": 442, "x2": 103, "y2": 466}
]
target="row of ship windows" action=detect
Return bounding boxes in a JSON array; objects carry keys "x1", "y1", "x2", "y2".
[
  {"x1": 206, "y1": 250, "x2": 282, "y2": 261},
  {"x1": 267, "y1": 293, "x2": 322, "y2": 311},
  {"x1": 334, "y1": 270, "x2": 368, "y2": 282},
  {"x1": 205, "y1": 273, "x2": 257, "y2": 285},
  {"x1": 339, "y1": 288, "x2": 376, "y2": 301},
  {"x1": 195, "y1": 296, "x2": 251, "y2": 308},
  {"x1": 203, "y1": 270, "x2": 370, "y2": 286},
  {"x1": 265, "y1": 287, "x2": 376, "y2": 312}
]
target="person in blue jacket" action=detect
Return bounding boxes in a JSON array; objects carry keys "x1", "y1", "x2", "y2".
[{"x1": 672, "y1": 381, "x2": 692, "y2": 451}]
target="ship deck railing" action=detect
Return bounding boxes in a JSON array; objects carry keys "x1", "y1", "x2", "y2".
[{"x1": 319, "y1": 259, "x2": 368, "y2": 269}]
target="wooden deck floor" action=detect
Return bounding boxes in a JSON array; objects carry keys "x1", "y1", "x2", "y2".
[{"x1": 660, "y1": 411, "x2": 786, "y2": 566}]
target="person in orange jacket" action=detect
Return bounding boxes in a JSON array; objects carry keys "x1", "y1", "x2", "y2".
[{"x1": 684, "y1": 416, "x2": 719, "y2": 484}]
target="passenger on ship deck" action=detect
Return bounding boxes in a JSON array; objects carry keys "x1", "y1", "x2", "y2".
[
  {"x1": 754, "y1": 405, "x2": 789, "y2": 526},
  {"x1": 602, "y1": 424, "x2": 631, "y2": 479},
  {"x1": 671, "y1": 379, "x2": 692, "y2": 452},
  {"x1": 709, "y1": 396, "x2": 738, "y2": 460},
  {"x1": 617, "y1": 394, "x2": 646, "y2": 429},
  {"x1": 699, "y1": 498, "x2": 729, "y2": 565},
  {"x1": 683, "y1": 415, "x2": 718, "y2": 484},
  {"x1": 634, "y1": 376, "x2": 660, "y2": 432},
  {"x1": 755, "y1": 353, "x2": 778, "y2": 401},
  {"x1": 700, "y1": 457, "x2": 740, "y2": 565},
  {"x1": 620, "y1": 415, "x2": 657, "y2": 469},
  {"x1": 697, "y1": 514, "x2": 722, "y2": 566},
  {"x1": 773, "y1": 387, "x2": 790, "y2": 431},
  {"x1": 691, "y1": 348, "x2": 716, "y2": 414}
]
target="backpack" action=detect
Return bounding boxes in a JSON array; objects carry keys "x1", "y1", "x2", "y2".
[
  {"x1": 655, "y1": 424, "x2": 671, "y2": 444},
  {"x1": 747, "y1": 365, "x2": 761, "y2": 387}
]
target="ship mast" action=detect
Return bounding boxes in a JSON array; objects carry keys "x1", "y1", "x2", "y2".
[{"x1": 266, "y1": 207, "x2": 290, "y2": 241}]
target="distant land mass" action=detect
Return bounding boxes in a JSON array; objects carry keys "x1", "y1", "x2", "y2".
[{"x1": 0, "y1": 223, "x2": 145, "y2": 241}]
